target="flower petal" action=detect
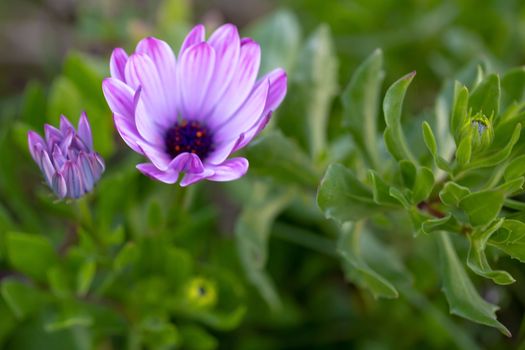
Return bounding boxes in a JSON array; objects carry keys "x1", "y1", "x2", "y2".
[
  {"x1": 125, "y1": 53, "x2": 177, "y2": 128},
  {"x1": 232, "y1": 112, "x2": 272, "y2": 153},
  {"x1": 110, "y1": 48, "x2": 128, "y2": 81},
  {"x1": 180, "y1": 24, "x2": 205, "y2": 54},
  {"x1": 44, "y1": 124, "x2": 62, "y2": 149},
  {"x1": 51, "y1": 172, "x2": 67, "y2": 199},
  {"x1": 28, "y1": 131, "x2": 46, "y2": 162},
  {"x1": 137, "y1": 163, "x2": 180, "y2": 184},
  {"x1": 136, "y1": 37, "x2": 178, "y2": 119},
  {"x1": 136, "y1": 139, "x2": 171, "y2": 171},
  {"x1": 77, "y1": 112, "x2": 93, "y2": 150},
  {"x1": 261, "y1": 68, "x2": 287, "y2": 116},
  {"x1": 134, "y1": 96, "x2": 165, "y2": 147},
  {"x1": 63, "y1": 161, "x2": 83, "y2": 199},
  {"x1": 180, "y1": 170, "x2": 214, "y2": 187},
  {"x1": 39, "y1": 149, "x2": 56, "y2": 186},
  {"x1": 114, "y1": 114, "x2": 144, "y2": 154},
  {"x1": 102, "y1": 78, "x2": 135, "y2": 118},
  {"x1": 207, "y1": 157, "x2": 249, "y2": 182},
  {"x1": 207, "y1": 40, "x2": 260, "y2": 128},
  {"x1": 178, "y1": 42, "x2": 216, "y2": 121},
  {"x1": 59, "y1": 115, "x2": 75, "y2": 134},
  {"x1": 214, "y1": 79, "x2": 269, "y2": 143},
  {"x1": 202, "y1": 24, "x2": 240, "y2": 116},
  {"x1": 169, "y1": 152, "x2": 205, "y2": 174}
]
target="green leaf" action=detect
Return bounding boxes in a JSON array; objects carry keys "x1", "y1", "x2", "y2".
[
  {"x1": 341, "y1": 49, "x2": 384, "y2": 168},
  {"x1": 47, "y1": 77, "x2": 83, "y2": 122},
  {"x1": 467, "y1": 219, "x2": 515, "y2": 285},
  {"x1": 1, "y1": 279, "x2": 46, "y2": 320},
  {"x1": 235, "y1": 183, "x2": 294, "y2": 310},
  {"x1": 439, "y1": 182, "x2": 470, "y2": 207},
  {"x1": 6, "y1": 232, "x2": 58, "y2": 282},
  {"x1": 451, "y1": 82, "x2": 469, "y2": 141},
  {"x1": 422, "y1": 121, "x2": 437, "y2": 157},
  {"x1": 459, "y1": 190, "x2": 504, "y2": 227},
  {"x1": 399, "y1": 160, "x2": 416, "y2": 189},
  {"x1": 317, "y1": 163, "x2": 380, "y2": 222},
  {"x1": 179, "y1": 324, "x2": 217, "y2": 350},
  {"x1": 337, "y1": 222, "x2": 398, "y2": 299},
  {"x1": 420, "y1": 214, "x2": 459, "y2": 235},
  {"x1": 489, "y1": 220, "x2": 525, "y2": 262},
  {"x1": 455, "y1": 134, "x2": 472, "y2": 166},
  {"x1": 495, "y1": 177, "x2": 524, "y2": 195},
  {"x1": 244, "y1": 131, "x2": 319, "y2": 188},
  {"x1": 47, "y1": 266, "x2": 73, "y2": 299},
  {"x1": 278, "y1": 25, "x2": 338, "y2": 157},
  {"x1": 412, "y1": 167, "x2": 434, "y2": 203},
  {"x1": 76, "y1": 260, "x2": 96, "y2": 296},
  {"x1": 501, "y1": 67, "x2": 525, "y2": 109},
  {"x1": 368, "y1": 170, "x2": 399, "y2": 206},
  {"x1": 389, "y1": 187, "x2": 410, "y2": 209},
  {"x1": 249, "y1": 10, "x2": 301, "y2": 73},
  {"x1": 469, "y1": 73, "x2": 500, "y2": 116},
  {"x1": 504, "y1": 154, "x2": 525, "y2": 181},
  {"x1": 437, "y1": 232, "x2": 510, "y2": 336},
  {"x1": 20, "y1": 81, "x2": 47, "y2": 128},
  {"x1": 383, "y1": 71, "x2": 417, "y2": 162}
]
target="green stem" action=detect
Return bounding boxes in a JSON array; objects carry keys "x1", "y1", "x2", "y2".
[{"x1": 504, "y1": 198, "x2": 525, "y2": 211}]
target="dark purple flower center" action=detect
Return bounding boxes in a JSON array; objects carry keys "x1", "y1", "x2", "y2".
[{"x1": 165, "y1": 120, "x2": 214, "y2": 159}]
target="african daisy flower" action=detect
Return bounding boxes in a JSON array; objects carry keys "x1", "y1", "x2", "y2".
[
  {"x1": 27, "y1": 113, "x2": 105, "y2": 199},
  {"x1": 102, "y1": 23, "x2": 287, "y2": 186}
]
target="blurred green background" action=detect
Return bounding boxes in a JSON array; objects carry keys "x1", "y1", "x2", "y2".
[{"x1": 1, "y1": 0, "x2": 525, "y2": 349}]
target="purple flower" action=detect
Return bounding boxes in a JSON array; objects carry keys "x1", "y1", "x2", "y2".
[
  {"x1": 28, "y1": 113, "x2": 105, "y2": 199},
  {"x1": 102, "y1": 23, "x2": 287, "y2": 186}
]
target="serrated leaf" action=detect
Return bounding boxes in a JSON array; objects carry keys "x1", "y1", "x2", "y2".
[
  {"x1": 459, "y1": 190, "x2": 504, "y2": 227},
  {"x1": 437, "y1": 232, "x2": 510, "y2": 336},
  {"x1": 469, "y1": 73, "x2": 500, "y2": 117},
  {"x1": 244, "y1": 131, "x2": 319, "y2": 188},
  {"x1": 467, "y1": 219, "x2": 515, "y2": 285},
  {"x1": 341, "y1": 49, "x2": 384, "y2": 167},
  {"x1": 489, "y1": 220, "x2": 525, "y2": 262},
  {"x1": 439, "y1": 182, "x2": 470, "y2": 207},
  {"x1": 317, "y1": 163, "x2": 380, "y2": 222},
  {"x1": 338, "y1": 223, "x2": 398, "y2": 299},
  {"x1": 235, "y1": 183, "x2": 293, "y2": 310},
  {"x1": 383, "y1": 72, "x2": 417, "y2": 162},
  {"x1": 6, "y1": 232, "x2": 58, "y2": 282}
]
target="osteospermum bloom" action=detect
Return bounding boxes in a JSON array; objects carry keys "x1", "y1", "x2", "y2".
[
  {"x1": 27, "y1": 113, "x2": 105, "y2": 199},
  {"x1": 102, "y1": 23, "x2": 287, "y2": 186}
]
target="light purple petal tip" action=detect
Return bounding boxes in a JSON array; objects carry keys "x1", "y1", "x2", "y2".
[
  {"x1": 52, "y1": 172, "x2": 67, "y2": 199},
  {"x1": 137, "y1": 139, "x2": 172, "y2": 171},
  {"x1": 207, "y1": 157, "x2": 249, "y2": 182},
  {"x1": 28, "y1": 131, "x2": 45, "y2": 162},
  {"x1": 77, "y1": 112, "x2": 93, "y2": 150},
  {"x1": 102, "y1": 78, "x2": 136, "y2": 118},
  {"x1": 180, "y1": 24, "x2": 206, "y2": 54},
  {"x1": 110, "y1": 48, "x2": 129, "y2": 81},
  {"x1": 262, "y1": 68, "x2": 288, "y2": 116},
  {"x1": 169, "y1": 153, "x2": 205, "y2": 174}
]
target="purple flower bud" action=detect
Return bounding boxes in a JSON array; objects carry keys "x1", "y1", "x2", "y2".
[{"x1": 28, "y1": 112, "x2": 105, "y2": 199}]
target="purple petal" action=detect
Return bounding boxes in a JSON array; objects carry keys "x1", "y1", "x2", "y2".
[
  {"x1": 52, "y1": 172, "x2": 67, "y2": 199},
  {"x1": 114, "y1": 114, "x2": 144, "y2": 154},
  {"x1": 110, "y1": 48, "x2": 129, "y2": 81},
  {"x1": 207, "y1": 40, "x2": 260, "y2": 128},
  {"x1": 204, "y1": 136, "x2": 240, "y2": 165},
  {"x1": 63, "y1": 161, "x2": 83, "y2": 199},
  {"x1": 59, "y1": 115, "x2": 75, "y2": 134},
  {"x1": 134, "y1": 96, "x2": 165, "y2": 147},
  {"x1": 136, "y1": 163, "x2": 180, "y2": 184},
  {"x1": 136, "y1": 139, "x2": 172, "y2": 171},
  {"x1": 178, "y1": 42, "x2": 216, "y2": 121},
  {"x1": 232, "y1": 112, "x2": 272, "y2": 153},
  {"x1": 102, "y1": 78, "x2": 135, "y2": 118},
  {"x1": 180, "y1": 24, "x2": 205, "y2": 54},
  {"x1": 180, "y1": 170, "x2": 214, "y2": 187},
  {"x1": 51, "y1": 144, "x2": 67, "y2": 171},
  {"x1": 44, "y1": 124, "x2": 63, "y2": 148},
  {"x1": 39, "y1": 149, "x2": 56, "y2": 187},
  {"x1": 28, "y1": 131, "x2": 46, "y2": 162},
  {"x1": 207, "y1": 157, "x2": 249, "y2": 182},
  {"x1": 169, "y1": 152, "x2": 205, "y2": 174},
  {"x1": 261, "y1": 68, "x2": 287, "y2": 116},
  {"x1": 214, "y1": 79, "x2": 269, "y2": 143},
  {"x1": 126, "y1": 53, "x2": 177, "y2": 129},
  {"x1": 78, "y1": 152, "x2": 96, "y2": 192},
  {"x1": 136, "y1": 37, "x2": 178, "y2": 116},
  {"x1": 77, "y1": 112, "x2": 93, "y2": 150},
  {"x1": 202, "y1": 24, "x2": 240, "y2": 116}
]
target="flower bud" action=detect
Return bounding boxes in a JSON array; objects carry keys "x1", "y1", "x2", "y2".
[
  {"x1": 28, "y1": 112, "x2": 105, "y2": 199},
  {"x1": 185, "y1": 277, "x2": 217, "y2": 309},
  {"x1": 460, "y1": 112, "x2": 494, "y2": 152}
]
